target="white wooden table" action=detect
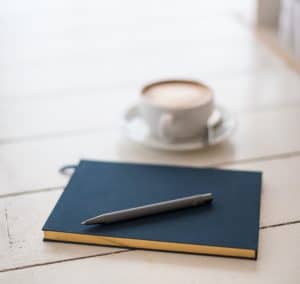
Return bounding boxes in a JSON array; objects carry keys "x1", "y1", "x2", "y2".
[{"x1": 1, "y1": 1, "x2": 300, "y2": 283}]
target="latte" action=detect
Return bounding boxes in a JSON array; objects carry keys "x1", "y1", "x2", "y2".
[{"x1": 143, "y1": 81, "x2": 212, "y2": 109}]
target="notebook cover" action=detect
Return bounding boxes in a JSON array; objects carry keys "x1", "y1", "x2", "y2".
[{"x1": 43, "y1": 160, "x2": 262, "y2": 259}]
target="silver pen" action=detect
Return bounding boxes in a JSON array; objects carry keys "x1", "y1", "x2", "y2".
[{"x1": 81, "y1": 193, "x2": 213, "y2": 225}]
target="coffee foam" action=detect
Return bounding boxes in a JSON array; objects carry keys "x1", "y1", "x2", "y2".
[{"x1": 143, "y1": 82, "x2": 212, "y2": 108}]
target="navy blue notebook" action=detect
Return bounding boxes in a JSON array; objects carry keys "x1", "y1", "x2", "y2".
[{"x1": 43, "y1": 160, "x2": 262, "y2": 259}]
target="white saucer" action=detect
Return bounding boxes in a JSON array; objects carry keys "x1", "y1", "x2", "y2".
[{"x1": 122, "y1": 105, "x2": 236, "y2": 151}]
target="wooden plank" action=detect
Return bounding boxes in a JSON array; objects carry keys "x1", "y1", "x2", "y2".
[
  {"x1": 0, "y1": 4, "x2": 258, "y2": 64},
  {"x1": 1, "y1": 223, "x2": 299, "y2": 283},
  {"x1": 1, "y1": 107, "x2": 300, "y2": 196},
  {"x1": 211, "y1": 68, "x2": 300, "y2": 112},
  {"x1": 0, "y1": 68, "x2": 300, "y2": 142},
  {"x1": 0, "y1": 2, "x2": 254, "y2": 67},
  {"x1": 0, "y1": 155, "x2": 299, "y2": 271},
  {"x1": 0, "y1": 42, "x2": 275, "y2": 99},
  {"x1": 0, "y1": 28, "x2": 260, "y2": 90},
  {"x1": 0, "y1": 19, "x2": 253, "y2": 63},
  {"x1": 0, "y1": 190, "x2": 126, "y2": 272},
  {"x1": 0, "y1": 1, "x2": 278, "y2": 99}
]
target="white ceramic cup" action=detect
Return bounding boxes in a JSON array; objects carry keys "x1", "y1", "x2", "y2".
[{"x1": 139, "y1": 80, "x2": 214, "y2": 142}]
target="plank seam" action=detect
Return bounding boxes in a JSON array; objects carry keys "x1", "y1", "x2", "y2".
[
  {"x1": 1, "y1": 221, "x2": 299, "y2": 274},
  {"x1": 213, "y1": 151, "x2": 300, "y2": 167},
  {"x1": 1, "y1": 150, "x2": 300, "y2": 199},
  {"x1": 260, "y1": 220, "x2": 300, "y2": 229},
  {"x1": 0, "y1": 186, "x2": 63, "y2": 199},
  {"x1": 0, "y1": 249, "x2": 131, "y2": 274},
  {"x1": 1, "y1": 103, "x2": 300, "y2": 146}
]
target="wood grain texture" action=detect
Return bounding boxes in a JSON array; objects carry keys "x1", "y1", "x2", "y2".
[
  {"x1": 1, "y1": 156, "x2": 299, "y2": 271},
  {"x1": 0, "y1": 42, "x2": 273, "y2": 98},
  {"x1": 0, "y1": 190, "x2": 125, "y2": 272},
  {"x1": 0, "y1": 1, "x2": 272, "y2": 99},
  {"x1": 1, "y1": 224, "x2": 299, "y2": 283},
  {"x1": 1, "y1": 107, "x2": 300, "y2": 196},
  {"x1": 0, "y1": 68, "x2": 299, "y2": 142}
]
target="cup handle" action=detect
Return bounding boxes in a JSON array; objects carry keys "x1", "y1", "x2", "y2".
[
  {"x1": 158, "y1": 113, "x2": 174, "y2": 141},
  {"x1": 207, "y1": 109, "x2": 222, "y2": 143}
]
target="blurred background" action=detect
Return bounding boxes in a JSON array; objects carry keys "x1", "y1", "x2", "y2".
[
  {"x1": 0, "y1": 0, "x2": 299, "y2": 134},
  {"x1": 1, "y1": 0, "x2": 257, "y2": 99},
  {"x1": 0, "y1": 0, "x2": 299, "y2": 189}
]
